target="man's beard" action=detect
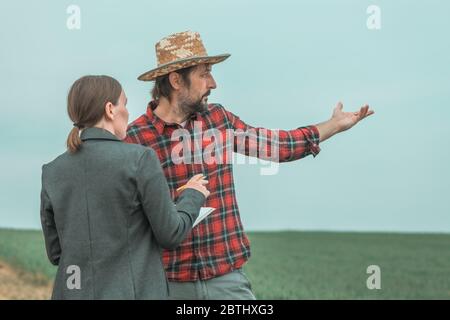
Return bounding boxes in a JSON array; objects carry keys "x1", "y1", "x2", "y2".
[{"x1": 179, "y1": 90, "x2": 210, "y2": 115}]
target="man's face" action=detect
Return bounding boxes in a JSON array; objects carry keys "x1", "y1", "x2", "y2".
[{"x1": 178, "y1": 64, "x2": 217, "y2": 115}]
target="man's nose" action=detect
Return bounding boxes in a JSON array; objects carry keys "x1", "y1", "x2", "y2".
[{"x1": 208, "y1": 76, "x2": 217, "y2": 90}]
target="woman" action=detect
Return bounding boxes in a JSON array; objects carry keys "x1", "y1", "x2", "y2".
[{"x1": 40, "y1": 75, "x2": 209, "y2": 299}]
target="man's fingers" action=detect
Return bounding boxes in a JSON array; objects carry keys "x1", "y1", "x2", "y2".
[
  {"x1": 351, "y1": 105, "x2": 374, "y2": 121},
  {"x1": 362, "y1": 105, "x2": 374, "y2": 117},
  {"x1": 359, "y1": 109, "x2": 375, "y2": 121},
  {"x1": 359, "y1": 106, "x2": 368, "y2": 119},
  {"x1": 335, "y1": 102, "x2": 343, "y2": 111},
  {"x1": 358, "y1": 105, "x2": 370, "y2": 120},
  {"x1": 365, "y1": 110, "x2": 375, "y2": 117}
]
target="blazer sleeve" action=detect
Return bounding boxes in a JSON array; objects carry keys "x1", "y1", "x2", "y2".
[
  {"x1": 136, "y1": 148, "x2": 205, "y2": 249},
  {"x1": 40, "y1": 171, "x2": 61, "y2": 266}
]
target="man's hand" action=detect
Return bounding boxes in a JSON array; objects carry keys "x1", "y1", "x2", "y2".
[
  {"x1": 316, "y1": 102, "x2": 375, "y2": 143},
  {"x1": 332, "y1": 102, "x2": 374, "y2": 133}
]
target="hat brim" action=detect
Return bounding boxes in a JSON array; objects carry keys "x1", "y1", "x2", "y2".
[{"x1": 137, "y1": 54, "x2": 231, "y2": 81}]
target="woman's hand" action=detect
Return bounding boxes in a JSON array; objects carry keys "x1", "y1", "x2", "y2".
[{"x1": 182, "y1": 174, "x2": 210, "y2": 199}]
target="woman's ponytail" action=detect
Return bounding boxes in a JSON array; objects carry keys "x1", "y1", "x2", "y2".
[{"x1": 67, "y1": 125, "x2": 83, "y2": 153}]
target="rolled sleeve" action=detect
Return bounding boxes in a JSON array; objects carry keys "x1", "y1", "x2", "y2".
[{"x1": 299, "y1": 125, "x2": 321, "y2": 158}]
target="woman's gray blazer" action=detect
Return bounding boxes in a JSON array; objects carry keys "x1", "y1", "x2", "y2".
[{"x1": 40, "y1": 127, "x2": 204, "y2": 299}]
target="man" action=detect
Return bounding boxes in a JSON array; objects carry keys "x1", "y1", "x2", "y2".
[{"x1": 125, "y1": 31, "x2": 374, "y2": 300}]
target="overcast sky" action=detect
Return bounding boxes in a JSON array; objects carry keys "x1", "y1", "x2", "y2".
[{"x1": 1, "y1": 0, "x2": 449, "y2": 232}]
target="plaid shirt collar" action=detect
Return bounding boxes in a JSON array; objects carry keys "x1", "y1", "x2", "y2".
[{"x1": 146, "y1": 100, "x2": 207, "y2": 135}]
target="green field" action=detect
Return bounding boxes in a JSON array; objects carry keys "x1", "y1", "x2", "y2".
[{"x1": 1, "y1": 228, "x2": 449, "y2": 299}]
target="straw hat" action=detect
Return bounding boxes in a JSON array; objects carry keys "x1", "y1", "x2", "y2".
[{"x1": 138, "y1": 31, "x2": 230, "y2": 81}]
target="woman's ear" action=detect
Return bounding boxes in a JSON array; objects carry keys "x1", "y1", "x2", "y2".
[{"x1": 104, "y1": 102, "x2": 115, "y2": 121}]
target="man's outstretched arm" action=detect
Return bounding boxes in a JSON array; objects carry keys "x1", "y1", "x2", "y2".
[
  {"x1": 219, "y1": 101, "x2": 374, "y2": 162},
  {"x1": 316, "y1": 102, "x2": 375, "y2": 143}
]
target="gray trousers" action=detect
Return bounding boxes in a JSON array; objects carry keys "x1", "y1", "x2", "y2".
[{"x1": 168, "y1": 269, "x2": 256, "y2": 300}]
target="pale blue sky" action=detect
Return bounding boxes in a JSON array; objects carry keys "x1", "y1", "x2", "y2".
[{"x1": 0, "y1": 0, "x2": 449, "y2": 232}]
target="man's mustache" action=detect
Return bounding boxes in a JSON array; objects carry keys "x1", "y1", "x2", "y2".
[{"x1": 203, "y1": 91, "x2": 211, "y2": 98}]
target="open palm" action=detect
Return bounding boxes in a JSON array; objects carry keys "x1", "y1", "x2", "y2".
[{"x1": 332, "y1": 102, "x2": 375, "y2": 132}]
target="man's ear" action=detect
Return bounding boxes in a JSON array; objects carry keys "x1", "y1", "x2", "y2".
[
  {"x1": 104, "y1": 102, "x2": 114, "y2": 121},
  {"x1": 168, "y1": 72, "x2": 181, "y2": 90}
]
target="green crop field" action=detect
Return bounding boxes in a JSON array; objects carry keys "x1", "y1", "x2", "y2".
[{"x1": 0, "y1": 228, "x2": 449, "y2": 299}]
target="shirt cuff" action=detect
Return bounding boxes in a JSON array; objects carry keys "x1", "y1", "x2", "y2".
[{"x1": 302, "y1": 125, "x2": 321, "y2": 157}]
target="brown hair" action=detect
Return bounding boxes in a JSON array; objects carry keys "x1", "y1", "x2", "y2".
[
  {"x1": 151, "y1": 66, "x2": 194, "y2": 101},
  {"x1": 66, "y1": 75, "x2": 122, "y2": 153}
]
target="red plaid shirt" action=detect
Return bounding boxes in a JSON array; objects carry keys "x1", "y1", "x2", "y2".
[{"x1": 125, "y1": 100, "x2": 321, "y2": 281}]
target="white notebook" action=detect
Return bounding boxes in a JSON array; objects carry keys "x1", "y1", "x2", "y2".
[{"x1": 193, "y1": 207, "x2": 215, "y2": 227}]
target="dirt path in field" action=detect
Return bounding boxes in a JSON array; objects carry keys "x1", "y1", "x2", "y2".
[{"x1": 0, "y1": 260, "x2": 52, "y2": 300}]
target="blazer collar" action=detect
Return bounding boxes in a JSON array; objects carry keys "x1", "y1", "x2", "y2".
[{"x1": 80, "y1": 127, "x2": 121, "y2": 142}]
